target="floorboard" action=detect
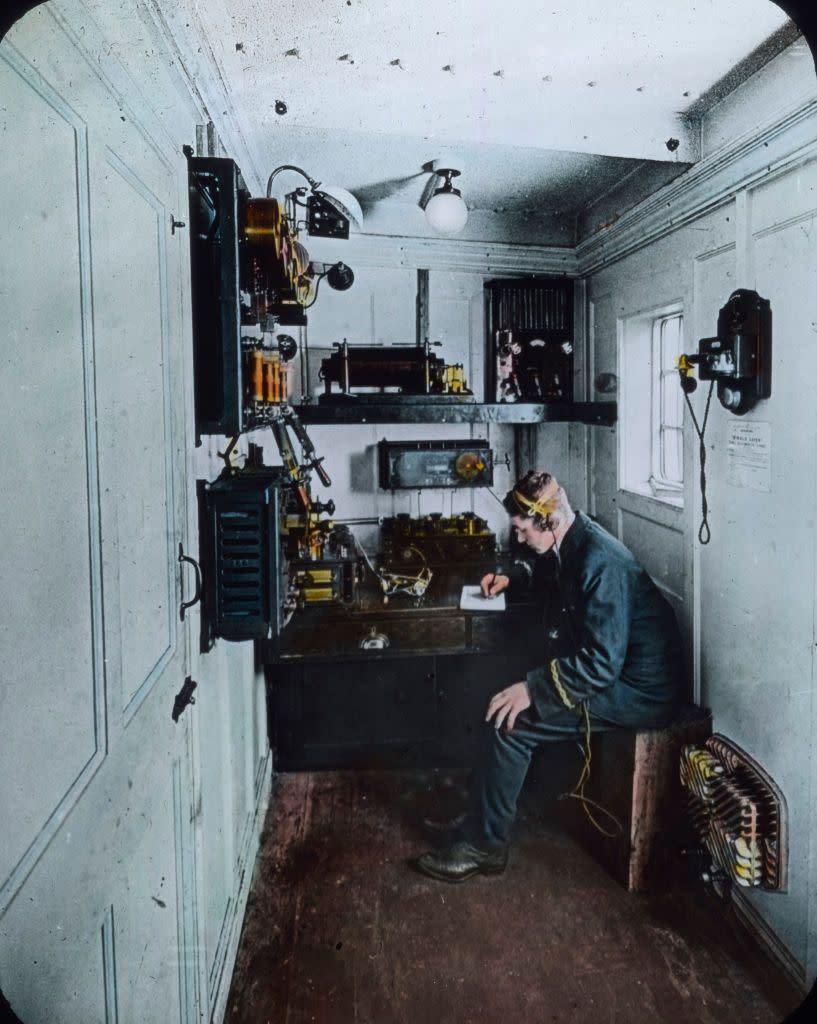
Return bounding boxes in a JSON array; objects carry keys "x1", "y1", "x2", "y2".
[{"x1": 226, "y1": 770, "x2": 799, "y2": 1024}]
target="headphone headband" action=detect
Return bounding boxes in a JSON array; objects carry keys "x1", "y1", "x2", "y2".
[{"x1": 512, "y1": 489, "x2": 557, "y2": 520}]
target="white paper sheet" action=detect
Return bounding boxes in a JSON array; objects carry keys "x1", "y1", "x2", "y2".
[{"x1": 459, "y1": 585, "x2": 506, "y2": 612}]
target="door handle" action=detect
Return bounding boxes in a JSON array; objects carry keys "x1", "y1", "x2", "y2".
[
  {"x1": 178, "y1": 542, "x2": 202, "y2": 621},
  {"x1": 172, "y1": 676, "x2": 197, "y2": 723}
]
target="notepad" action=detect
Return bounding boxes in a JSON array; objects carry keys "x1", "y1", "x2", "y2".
[{"x1": 459, "y1": 585, "x2": 506, "y2": 612}]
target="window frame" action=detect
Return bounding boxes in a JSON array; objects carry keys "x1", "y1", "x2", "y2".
[
  {"x1": 649, "y1": 311, "x2": 685, "y2": 501},
  {"x1": 617, "y1": 302, "x2": 685, "y2": 509}
]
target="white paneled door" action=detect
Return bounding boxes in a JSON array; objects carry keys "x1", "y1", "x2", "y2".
[{"x1": 0, "y1": 14, "x2": 198, "y2": 1024}]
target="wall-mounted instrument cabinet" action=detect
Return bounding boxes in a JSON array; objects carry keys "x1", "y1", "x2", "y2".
[
  {"x1": 185, "y1": 150, "x2": 312, "y2": 440},
  {"x1": 186, "y1": 152, "x2": 246, "y2": 438},
  {"x1": 197, "y1": 467, "x2": 289, "y2": 649},
  {"x1": 486, "y1": 276, "x2": 574, "y2": 404},
  {"x1": 378, "y1": 439, "x2": 494, "y2": 490}
]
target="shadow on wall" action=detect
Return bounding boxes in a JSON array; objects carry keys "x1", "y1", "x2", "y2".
[{"x1": 351, "y1": 447, "x2": 377, "y2": 493}]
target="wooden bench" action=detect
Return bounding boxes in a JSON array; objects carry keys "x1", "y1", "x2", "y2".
[{"x1": 565, "y1": 704, "x2": 712, "y2": 892}]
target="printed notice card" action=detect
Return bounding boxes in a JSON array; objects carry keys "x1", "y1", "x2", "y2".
[
  {"x1": 460, "y1": 585, "x2": 506, "y2": 612},
  {"x1": 727, "y1": 420, "x2": 771, "y2": 493}
]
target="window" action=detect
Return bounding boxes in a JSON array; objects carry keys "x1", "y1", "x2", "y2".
[
  {"x1": 619, "y1": 306, "x2": 684, "y2": 506},
  {"x1": 650, "y1": 312, "x2": 684, "y2": 498}
]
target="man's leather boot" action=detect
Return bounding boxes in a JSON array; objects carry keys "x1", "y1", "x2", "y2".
[{"x1": 414, "y1": 840, "x2": 508, "y2": 883}]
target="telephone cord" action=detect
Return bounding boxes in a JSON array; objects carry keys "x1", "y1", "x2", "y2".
[{"x1": 683, "y1": 380, "x2": 715, "y2": 545}]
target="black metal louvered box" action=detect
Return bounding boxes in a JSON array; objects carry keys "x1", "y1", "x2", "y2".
[{"x1": 198, "y1": 469, "x2": 287, "y2": 648}]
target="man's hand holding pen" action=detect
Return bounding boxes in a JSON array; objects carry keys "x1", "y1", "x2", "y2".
[{"x1": 479, "y1": 572, "x2": 510, "y2": 599}]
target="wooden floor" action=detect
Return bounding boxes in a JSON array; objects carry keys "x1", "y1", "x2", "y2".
[{"x1": 226, "y1": 770, "x2": 798, "y2": 1024}]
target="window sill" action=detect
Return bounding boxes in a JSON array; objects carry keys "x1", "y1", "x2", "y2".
[{"x1": 617, "y1": 488, "x2": 684, "y2": 528}]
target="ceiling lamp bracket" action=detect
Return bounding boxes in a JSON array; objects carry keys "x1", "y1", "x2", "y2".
[{"x1": 423, "y1": 162, "x2": 468, "y2": 235}]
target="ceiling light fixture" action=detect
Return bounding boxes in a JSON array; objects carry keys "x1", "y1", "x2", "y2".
[{"x1": 424, "y1": 165, "x2": 468, "y2": 235}]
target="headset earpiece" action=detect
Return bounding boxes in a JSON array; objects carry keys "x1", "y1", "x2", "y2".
[{"x1": 512, "y1": 489, "x2": 557, "y2": 529}]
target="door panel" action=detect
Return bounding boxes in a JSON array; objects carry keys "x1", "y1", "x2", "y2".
[
  {"x1": 1, "y1": 19, "x2": 192, "y2": 1024},
  {"x1": 95, "y1": 148, "x2": 179, "y2": 718},
  {"x1": 0, "y1": 38, "x2": 106, "y2": 914}
]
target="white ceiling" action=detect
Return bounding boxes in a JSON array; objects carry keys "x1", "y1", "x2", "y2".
[
  {"x1": 91, "y1": 0, "x2": 798, "y2": 240},
  {"x1": 219, "y1": 0, "x2": 789, "y2": 161}
]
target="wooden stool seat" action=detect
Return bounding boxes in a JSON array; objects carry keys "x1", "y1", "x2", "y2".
[{"x1": 567, "y1": 704, "x2": 712, "y2": 892}]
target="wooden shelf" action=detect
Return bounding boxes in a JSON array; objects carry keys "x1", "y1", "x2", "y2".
[{"x1": 292, "y1": 401, "x2": 617, "y2": 426}]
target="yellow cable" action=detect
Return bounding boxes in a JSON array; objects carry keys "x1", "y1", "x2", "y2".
[{"x1": 550, "y1": 659, "x2": 623, "y2": 839}]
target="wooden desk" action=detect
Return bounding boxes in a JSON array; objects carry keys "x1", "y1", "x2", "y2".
[{"x1": 259, "y1": 568, "x2": 543, "y2": 770}]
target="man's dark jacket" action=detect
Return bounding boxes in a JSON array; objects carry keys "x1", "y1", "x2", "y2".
[{"x1": 522, "y1": 512, "x2": 683, "y2": 725}]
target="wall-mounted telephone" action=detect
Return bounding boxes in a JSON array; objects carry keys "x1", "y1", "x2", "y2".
[{"x1": 678, "y1": 288, "x2": 772, "y2": 415}]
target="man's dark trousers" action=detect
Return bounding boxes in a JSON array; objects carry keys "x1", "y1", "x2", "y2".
[{"x1": 474, "y1": 687, "x2": 679, "y2": 848}]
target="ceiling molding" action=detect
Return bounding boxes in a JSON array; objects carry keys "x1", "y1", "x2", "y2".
[
  {"x1": 577, "y1": 93, "x2": 817, "y2": 276},
  {"x1": 140, "y1": 0, "x2": 265, "y2": 192},
  {"x1": 43, "y1": 0, "x2": 179, "y2": 173},
  {"x1": 332, "y1": 233, "x2": 577, "y2": 277}
]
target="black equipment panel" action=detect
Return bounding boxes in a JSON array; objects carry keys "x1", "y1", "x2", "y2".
[
  {"x1": 378, "y1": 439, "x2": 493, "y2": 489},
  {"x1": 380, "y1": 513, "x2": 496, "y2": 564},
  {"x1": 197, "y1": 468, "x2": 288, "y2": 648},
  {"x1": 186, "y1": 153, "x2": 246, "y2": 438},
  {"x1": 185, "y1": 150, "x2": 310, "y2": 440}
]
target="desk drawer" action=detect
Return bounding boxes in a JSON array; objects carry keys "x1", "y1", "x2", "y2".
[{"x1": 282, "y1": 615, "x2": 467, "y2": 657}]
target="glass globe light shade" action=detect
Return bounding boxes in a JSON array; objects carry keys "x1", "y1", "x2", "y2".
[{"x1": 425, "y1": 187, "x2": 468, "y2": 234}]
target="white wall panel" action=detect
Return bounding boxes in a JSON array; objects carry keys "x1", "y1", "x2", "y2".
[
  {"x1": 0, "y1": 8, "x2": 275, "y2": 1024},
  {"x1": 114, "y1": 780, "x2": 182, "y2": 1023},
  {"x1": 95, "y1": 150, "x2": 177, "y2": 718},
  {"x1": 0, "y1": 44, "x2": 105, "y2": 911},
  {"x1": 697, "y1": 197, "x2": 817, "y2": 978},
  {"x1": 305, "y1": 265, "x2": 416, "y2": 355},
  {"x1": 618, "y1": 501, "x2": 685, "y2": 604},
  {"x1": 587, "y1": 109, "x2": 817, "y2": 985}
]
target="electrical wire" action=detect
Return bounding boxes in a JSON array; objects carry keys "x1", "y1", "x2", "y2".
[
  {"x1": 548, "y1": 660, "x2": 624, "y2": 839},
  {"x1": 301, "y1": 273, "x2": 322, "y2": 309},
  {"x1": 683, "y1": 380, "x2": 716, "y2": 545},
  {"x1": 265, "y1": 164, "x2": 318, "y2": 197},
  {"x1": 557, "y1": 702, "x2": 624, "y2": 838},
  {"x1": 547, "y1": 525, "x2": 622, "y2": 839},
  {"x1": 352, "y1": 536, "x2": 431, "y2": 598},
  {"x1": 486, "y1": 487, "x2": 507, "y2": 510}
]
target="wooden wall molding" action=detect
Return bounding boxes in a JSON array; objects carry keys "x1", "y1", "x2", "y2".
[
  {"x1": 577, "y1": 96, "x2": 817, "y2": 276},
  {"x1": 173, "y1": 755, "x2": 202, "y2": 1024},
  {"x1": 102, "y1": 147, "x2": 179, "y2": 725},
  {"x1": 101, "y1": 905, "x2": 120, "y2": 1024},
  {"x1": 340, "y1": 232, "x2": 577, "y2": 276},
  {"x1": 208, "y1": 750, "x2": 273, "y2": 1024},
  {"x1": 48, "y1": 1, "x2": 178, "y2": 178},
  {"x1": 140, "y1": 0, "x2": 264, "y2": 190},
  {"x1": 0, "y1": 41, "x2": 107, "y2": 920}
]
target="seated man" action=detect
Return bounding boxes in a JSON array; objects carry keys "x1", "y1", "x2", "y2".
[{"x1": 416, "y1": 470, "x2": 684, "y2": 883}]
